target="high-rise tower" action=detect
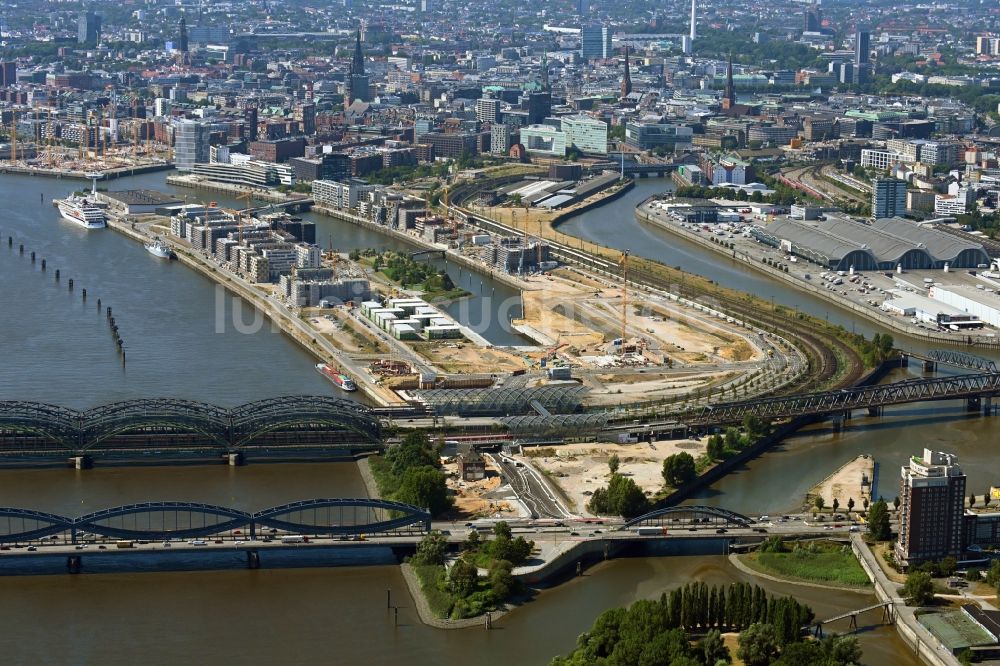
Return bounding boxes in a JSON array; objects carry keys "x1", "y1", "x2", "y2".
[
  {"x1": 179, "y1": 17, "x2": 189, "y2": 53},
  {"x1": 689, "y1": 0, "x2": 697, "y2": 41}
]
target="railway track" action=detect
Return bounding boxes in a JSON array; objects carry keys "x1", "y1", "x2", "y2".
[{"x1": 449, "y1": 203, "x2": 864, "y2": 395}]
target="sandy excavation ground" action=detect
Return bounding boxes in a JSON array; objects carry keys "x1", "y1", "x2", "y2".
[
  {"x1": 804, "y1": 454, "x2": 874, "y2": 512},
  {"x1": 582, "y1": 371, "x2": 736, "y2": 406},
  {"x1": 525, "y1": 439, "x2": 707, "y2": 516},
  {"x1": 515, "y1": 270, "x2": 763, "y2": 368},
  {"x1": 442, "y1": 457, "x2": 519, "y2": 519},
  {"x1": 417, "y1": 341, "x2": 530, "y2": 374}
]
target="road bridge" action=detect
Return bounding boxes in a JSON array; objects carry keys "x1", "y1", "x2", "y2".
[{"x1": 0, "y1": 498, "x2": 432, "y2": 544}]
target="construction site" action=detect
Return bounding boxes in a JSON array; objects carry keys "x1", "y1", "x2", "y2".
[
  {"x1": 0, "y1": 111, "x2": 170, "y2": 178},
  {"x1": 104, "y1": 173, "x2": 799, "y2": 411}
]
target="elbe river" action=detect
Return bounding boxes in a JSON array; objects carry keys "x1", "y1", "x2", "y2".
[{"x1": 2, "y1": 172, "x2": 993, "y2": 664}]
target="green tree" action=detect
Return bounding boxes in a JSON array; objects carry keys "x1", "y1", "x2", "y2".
[
  {"x1": 970, "y1": 492, "x2": 976, "y2": 508},
  {"x1": 662, "y1": 452, "x2": 697, "y2": 487},
  {"x1": 493, "y1": 521, "x2": 512, "y2": 541},
  {"x1": 823, "y1": 635, "x2": 863, "y2": 665},
  {"x1": 847, "y1": 497, "x2": 855, "y2": 515},
  {"x1": 706, "y1": 435, "x2": 724, "y2": 461},
  {"x1": 832, "y1": 498, "x2": 840, "y2": 514},
  {"x1": 608, "y1": 453, "x2": 620, "y2": 475},
  {"x1": 462, "y1": 529, "x2": 481, "y2": 552},
  {"x1": 813, "y1": 496, "x2": 825, "y2": 512},
  {"x1": 488, "y1": 559, "x2": 516, "y2": 600},
  {"x1": 395, "y1": 466, "x2": 451, "y2": 516},
  {"x1": 699, "y1": 629, "x2": 731, "y2": 664},
  {"x1": 901, "y1": 571, "x2": 934, "y2": 606},
  {"x1": 411, "y1": 530, "x2": 448, "y2": 566},
  {"x1": 737, "y1": 622, "x2": 779, "y2": 666},
  {"x1": 614, "y1": 476, "x2": 651, "y2": 519},
  {"x1": 985, "y1": 559, "x2": 1000, "y2": 592},
  {"x1": 449, "y1": 558, "x2": 479, "y2": 597},
  {"x1": 867, "y1": 499, "x2": 892, "y2": 541}
]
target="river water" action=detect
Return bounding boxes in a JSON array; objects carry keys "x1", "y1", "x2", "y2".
[{"x1": 0, "y1": 171, "x2": 987, "y2": 665}]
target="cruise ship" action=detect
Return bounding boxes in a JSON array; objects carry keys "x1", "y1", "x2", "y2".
[{"x1": 53, "y1": 194, "x2": 106, "y2": 229}]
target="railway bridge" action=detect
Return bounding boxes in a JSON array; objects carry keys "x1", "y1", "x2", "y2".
[{"x1": 0, "y1": 396, "x2": 382, "y2": 463}]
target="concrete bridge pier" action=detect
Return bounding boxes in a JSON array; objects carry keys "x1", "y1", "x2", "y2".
[
  {"x1": 922, "y1": 359, "x2": 937, "y2": 373},
  {"x1": 247, "y1": 550, "x2": 260, "y2": 569},
  {"x1": 67, "y1": 556, "x2": 82, "y2": 574},
  {"x1": 227, "y1": 452, "x2": 244, "y2": 466},
  {"x1": 983, "y1": 395, "x2": 994, "y2": 416},
  {"x1": 831, "y1": 412, "x2": 847, "y2": 432},
  {"x1": 867, "y1": 405, "x2": 883, "y2": 417},
  {"x1": 69, "y1": 455, "x2": 92, "y2": 469},
  {"x1": 967, "y1": 397, "x2": 982, "y2": 413}
]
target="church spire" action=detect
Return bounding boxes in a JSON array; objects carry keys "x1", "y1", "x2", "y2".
[
  {"x1": 723, "y1": 52, "x2": 736, "y2": 108},
  {"x1": 352, "y1": 28, "x2": 365, "y2": 75},
  {"x1": 620, "y1": 46, "x2": 632, "y2": 99}
]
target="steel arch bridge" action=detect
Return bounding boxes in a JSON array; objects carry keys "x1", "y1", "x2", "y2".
[
  {"x1": 0, "y1": 498, "x2": 431, "y2": 543},
  {"x1": 230, "y1": 396, "x2": 381, "y2": 449},
  {"x1": 81, "y1": 399, "x2": 232, "y2": 450},
  {"x1": 621, "y1": 505, "x2": 754, "y2": 529},
  {"x1": 0, "y1": 401, "x2": 83, "y2": 449},
  {"x1": 0, "y1": 397, "x2": 382, "y2": 458}
]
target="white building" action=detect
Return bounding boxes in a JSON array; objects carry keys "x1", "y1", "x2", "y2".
[
  {"x1": 520, "y1": 124, "x2": 567, "y2": 156},
  {"x1": 861, "y1": 148, "x2": 912, "y2": 171},
  {"x1": 929, "y1": 285, "x2": 1000, "y2": 328},
  {"x1": 560, "y1": 115, "x2": 608, "y2": 155}
]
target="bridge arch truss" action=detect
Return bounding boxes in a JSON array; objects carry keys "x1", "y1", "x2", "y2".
[
  {"x1": 230, "y1": 396, "x2": 381, "y2": 449},
  {"x1": 0, "y1": 397, "x2": 382, "y2": 458},
  {"x1": 0, "y1": 498, "x2": 431, "y2": 543},
  {"x1": 622, "y1": 505, "x2": 753, "y2": 529}
]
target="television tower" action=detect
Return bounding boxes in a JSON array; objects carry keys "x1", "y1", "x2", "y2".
[{"x1": 689, "y1": 0, "x2": 696, "y2": 41}]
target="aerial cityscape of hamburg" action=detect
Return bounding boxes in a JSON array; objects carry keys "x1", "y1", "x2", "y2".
[{"x1": 4, "y1": 0, "x2": 1000, "y2": 663}]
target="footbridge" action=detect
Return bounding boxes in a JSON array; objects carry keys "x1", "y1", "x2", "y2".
[
  {"x1": 682, "y1": 371, "x2": 1000, "y2": 427},
  {"x1": 811, "y1": 600, "x2": 894, "y2": 637},
  {"x1": 0, "y1": 396, "x2": 382, "y2": 461},
  {"x1": 0, "y1": 498, "x2": 431, "y2": 543}
]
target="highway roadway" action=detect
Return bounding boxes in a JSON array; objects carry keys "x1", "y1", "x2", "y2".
[{"x1": 487, "y1": 452, "x2": 574, "y2": 520}]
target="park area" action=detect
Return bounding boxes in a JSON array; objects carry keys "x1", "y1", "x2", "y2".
[{"x1": 738, "y1": 539, "x2": 871, "y2": 588}]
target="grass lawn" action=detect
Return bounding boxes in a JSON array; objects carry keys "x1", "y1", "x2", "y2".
[
  {"x1": 412, "y1": 564, "x2": 454, "y2": 618},
  {"x1": 740, "y1": 542, "x2": 871, "y2": 588}
]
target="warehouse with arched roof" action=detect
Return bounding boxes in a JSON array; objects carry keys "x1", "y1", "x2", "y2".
[
  {"x1": 751, "y1": 214, "x2": 989, "y2": 271},
  {"x1": 871, "y1": 218, "x2": 991, "y2": 269}
]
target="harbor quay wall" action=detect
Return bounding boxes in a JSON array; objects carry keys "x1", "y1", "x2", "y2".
[
  {"x1": 102, "y1": 216, "x2": 401, "y2": 407},
  {"x1": 0, "y1": 162, "x2": 173, "y2": 181}
]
